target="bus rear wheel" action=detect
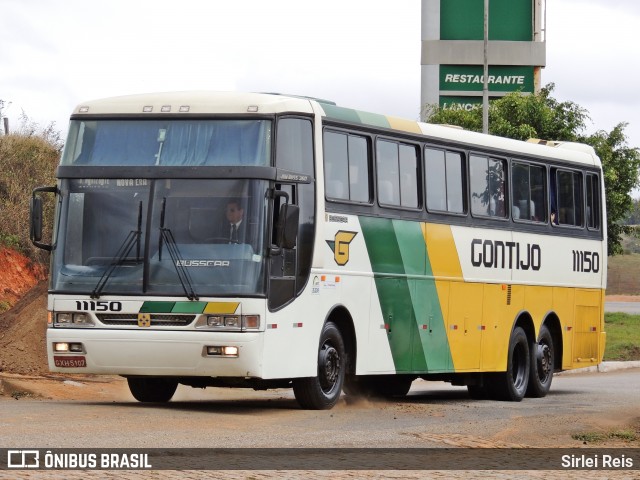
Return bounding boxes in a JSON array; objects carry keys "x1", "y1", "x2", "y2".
[
  {"x1": 526, "y1": 324, "x2": 554, "y2": 398},
  {"x1": 127, "y1": 377, "x2": 178, "y2": 403},
  {"x1": 293, "y1": 322, "x2": 345, "y2": 410},
  {"x1": 488, "y1": 326, "x2": 530, "y2": 401}
]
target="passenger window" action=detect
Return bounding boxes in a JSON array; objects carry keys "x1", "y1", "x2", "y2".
[
  {"x1": 323, "y1": 131, "x2": 370, "y2": 203},
  {"x1": 551, "y1": 168, "x2": 583, "y2": 227},
  {"x1": 470, "y1": 154, "x2": 506, "y2": 218},
  {"x1": 425, "y1": 147, "x2": 464, "y2": 214},
  {"x1": 586, "y1": 173, "x2": 601, "y2": 230},
  {"x1": 511, "y1": 162, "x2": 546, "y2": 222},
  {"x1": 376, "y1": 139, "x2": 418, "y2": 208}
]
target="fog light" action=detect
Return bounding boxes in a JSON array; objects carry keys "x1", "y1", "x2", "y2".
[
  {"x1": 205, "y1": 346, "x2": 238, "y2": 357},
  {"x1": 54, "y1": 342, "x2": 69, "y2": 352},
  {"x1": 223, "y1": 346, "x2": 239, "y2": 357}
]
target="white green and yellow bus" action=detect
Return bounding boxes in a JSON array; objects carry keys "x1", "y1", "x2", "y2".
[{"x1": 31, "y1": 91, "x2": 606, "y2": 409}]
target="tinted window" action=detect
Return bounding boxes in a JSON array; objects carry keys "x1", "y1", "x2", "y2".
[
  {"x1": 511, "y1": 162, "x2": 546, "y2": 222},
  {"x1": 586, "y1": 173, "x2": 600, "y2": 230},
  {"x1": 551, "y1": 168, "x2": 583, "y2": 227},
  {"x1": 470, "y1": 155, "x2": 506, "y2": 218},
  {"x1": 425, "y1": 147, "x2": 464, "y2": 213},
  {"x1": 323, "y1": 131, "x2": 370, "y2": 202},
  {"x1": 376, "y1": 140, "x2": 419, "y2": 208}
]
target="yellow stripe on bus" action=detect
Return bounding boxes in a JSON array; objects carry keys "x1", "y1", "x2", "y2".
[{"x1": 203, "y1": 302, "x2": 240, "y2": 314}]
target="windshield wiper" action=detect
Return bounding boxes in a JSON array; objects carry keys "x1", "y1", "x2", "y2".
[
  {"x1": 91, "y1": 201, "x2": 143, "y2": 298},
  {"x1": 158, "y1": 197, "x2": 199, "y2": 301}
]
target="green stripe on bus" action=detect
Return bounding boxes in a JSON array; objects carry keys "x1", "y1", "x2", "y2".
[
  {"x1": 172, "y1": 302, "x2": 208, "y2": 314},
  {"x1": 320, "y1": 103, "x2": 362, "y2": 124},
  {"x1": 360, "y1": 217, "x2": 453, "y2": 373},
  {"x1": 139, "y1": 301, "x2": 175, "y2": 313},
  {"x1": 360, "y1": 217, "x2": 427, "y2": 372},
  {"x1": 356, "y1": 111, "x2": 391, "y2": 129}
]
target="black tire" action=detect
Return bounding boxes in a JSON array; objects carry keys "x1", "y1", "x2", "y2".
[
  {"x1": 526, "y1": 324, "x2": 554, "y2": 398},
  {"x1": 293, "y1": 322, "x2": 345, "y2": 410},
  {"x1": 127, "y1": 377, "x2": 178, "y2": 403},
  {"x1": 487, "y1": 326, "x2": 530, "y2": 402}
]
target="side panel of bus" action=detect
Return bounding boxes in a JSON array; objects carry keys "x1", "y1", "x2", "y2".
[{"x1": 319, "y1": 213, "x2": 605, "y2": 376}]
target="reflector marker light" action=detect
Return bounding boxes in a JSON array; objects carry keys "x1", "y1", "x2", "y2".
[
  {"x1": 293, "y1": 322, "x2": 303, "y2": 328},
  {"x1": 267, "y1": 324, "x2": 278, "y2": 329}
]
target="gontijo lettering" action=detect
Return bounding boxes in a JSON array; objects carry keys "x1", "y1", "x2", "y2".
[{"x1": 471, "y1": 238, "x2": 541, "y2": 271}]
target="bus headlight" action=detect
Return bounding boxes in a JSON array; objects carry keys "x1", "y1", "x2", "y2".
[
  {"x1": 197, "y1": 315, "x2": 260, "y2": 331},
  {"x1": 54, "y1": 312, "x2": 95, "y2": 327}
]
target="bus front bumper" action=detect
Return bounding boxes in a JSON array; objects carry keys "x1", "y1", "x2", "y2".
[{"x1": 46, "y1": 328, "x2": 264, "y2": 378}]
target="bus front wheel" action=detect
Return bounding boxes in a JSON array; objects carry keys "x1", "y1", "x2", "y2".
[
  {"x1": 293, "y1": 322, "x2": 345, "y2": 410},
  {"x1": 127, "y1": 377, "x2": 178, "y2": 403},
  {"x1": 488, "y1": 326, "x2": 530, "y2": 401}
]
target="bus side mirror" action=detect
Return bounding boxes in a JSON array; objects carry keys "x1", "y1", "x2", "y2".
[
  {"x1": 30, "y1": 186, "x2": 57, "y2": 251},
  {"x1": 270, "y1": 203, "x2": 299, "y2": 256},
  {"x1": 277, "y1": 203, "x2": 299, "y2": 250},
  {"x1": 30, "y1": 196, "x2": 44, "y2": 242}
]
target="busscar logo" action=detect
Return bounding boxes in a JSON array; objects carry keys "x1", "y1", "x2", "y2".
[
  {"x1": 326, "y1": 231, "x2": 357, "y2": 266},
  {"x1": 8, "y1": 450, "x2": 40, "y2": 469}
]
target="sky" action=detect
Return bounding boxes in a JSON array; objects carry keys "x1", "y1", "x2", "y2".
[{"x1": 1, "y1": 0, "x2": 639, "y2": 154}]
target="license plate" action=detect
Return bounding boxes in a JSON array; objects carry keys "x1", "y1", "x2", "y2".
[{"x1": 53, "y1": 356, "x2": 87, "y2": 368}]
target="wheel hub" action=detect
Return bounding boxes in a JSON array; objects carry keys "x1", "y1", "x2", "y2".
[
  {"x1": 537, "y1": 343, "x2": 552, "y2": 378},
  {"x1": 319, "y1": 345, "x2": 340, "y2": 391}
]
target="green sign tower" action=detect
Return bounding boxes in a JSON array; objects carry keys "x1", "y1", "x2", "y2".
[{"x1": 421, "y1": 0, "x2": 546, "y2": 116}]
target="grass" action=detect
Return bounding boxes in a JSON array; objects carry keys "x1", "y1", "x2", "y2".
[
  {"x1": 604, "y1": 313, "x2": 640, "y2": 361},
  {"x1": 572, "y1": 428, "x2": 638, "y2": 444},
  {"x1": 607, "y1": 253, "x2": 640, "y2": 295}
]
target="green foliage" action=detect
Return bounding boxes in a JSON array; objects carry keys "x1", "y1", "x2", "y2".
[
  {"x1": 0, "y1": 112, "x2": 60, "y2": 262},
  {"x1": 424, "y1": 84, "x2": 640, "y2": 255},
  {"x1": 585, "y1": 123, "x2": 640, "y2": 255},
  {"x1": 603, "y1": 312, "x2": 640, "y2": 361}
]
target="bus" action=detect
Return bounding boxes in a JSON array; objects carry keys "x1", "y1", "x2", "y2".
[{"x1": 30, "y1": 91, "x2": 606, "y2": 410}]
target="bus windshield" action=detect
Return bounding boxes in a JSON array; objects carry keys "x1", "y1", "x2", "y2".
[
  {"x1": 50, "y1": 178, "x2": 268, "y2": 297},
  {"x1": 61, "y1": 119, "x2": 272, "y2": 166}
]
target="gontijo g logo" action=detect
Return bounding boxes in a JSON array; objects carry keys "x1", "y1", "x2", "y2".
[{"x1": 326, "y1": 231, "x2": 358, "y2": 266}]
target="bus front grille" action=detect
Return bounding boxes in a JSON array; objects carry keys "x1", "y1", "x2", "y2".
[{"x1": 96, "y1": 314, "x2": 197, "y2": 327}]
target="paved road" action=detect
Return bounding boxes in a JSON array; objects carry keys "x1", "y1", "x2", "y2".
[
  {"x1": 605, "y1": 301, "x2": 640, "y2": 314},
  {"x1": 1, "y1": 370, "x2": 639, "y2": 479},
  {"x1": 1, "y1": 369, "x2": 639, "y2": 449}
]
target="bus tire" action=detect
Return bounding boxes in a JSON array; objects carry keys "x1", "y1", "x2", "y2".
[
  {"x1": 293, "y1": 322, "x2": 345, "y2": 410},
  {"x1": 127, "y1": 377, "x2": 178, "y2": 403},
  {"x1": 488, "y1": 326, "x2": 530, "y2": 402},
  {"x1": 526, "y1": 324, "x2": 554, "y2": 398}
]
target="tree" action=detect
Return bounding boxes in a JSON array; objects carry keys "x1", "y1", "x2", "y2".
[
  {"x1": 586, "y1": 123, "x2": 640, "y2": 254},
  {"x1": 424, "y1": 84, "x2": 640, "y2": 255}
]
